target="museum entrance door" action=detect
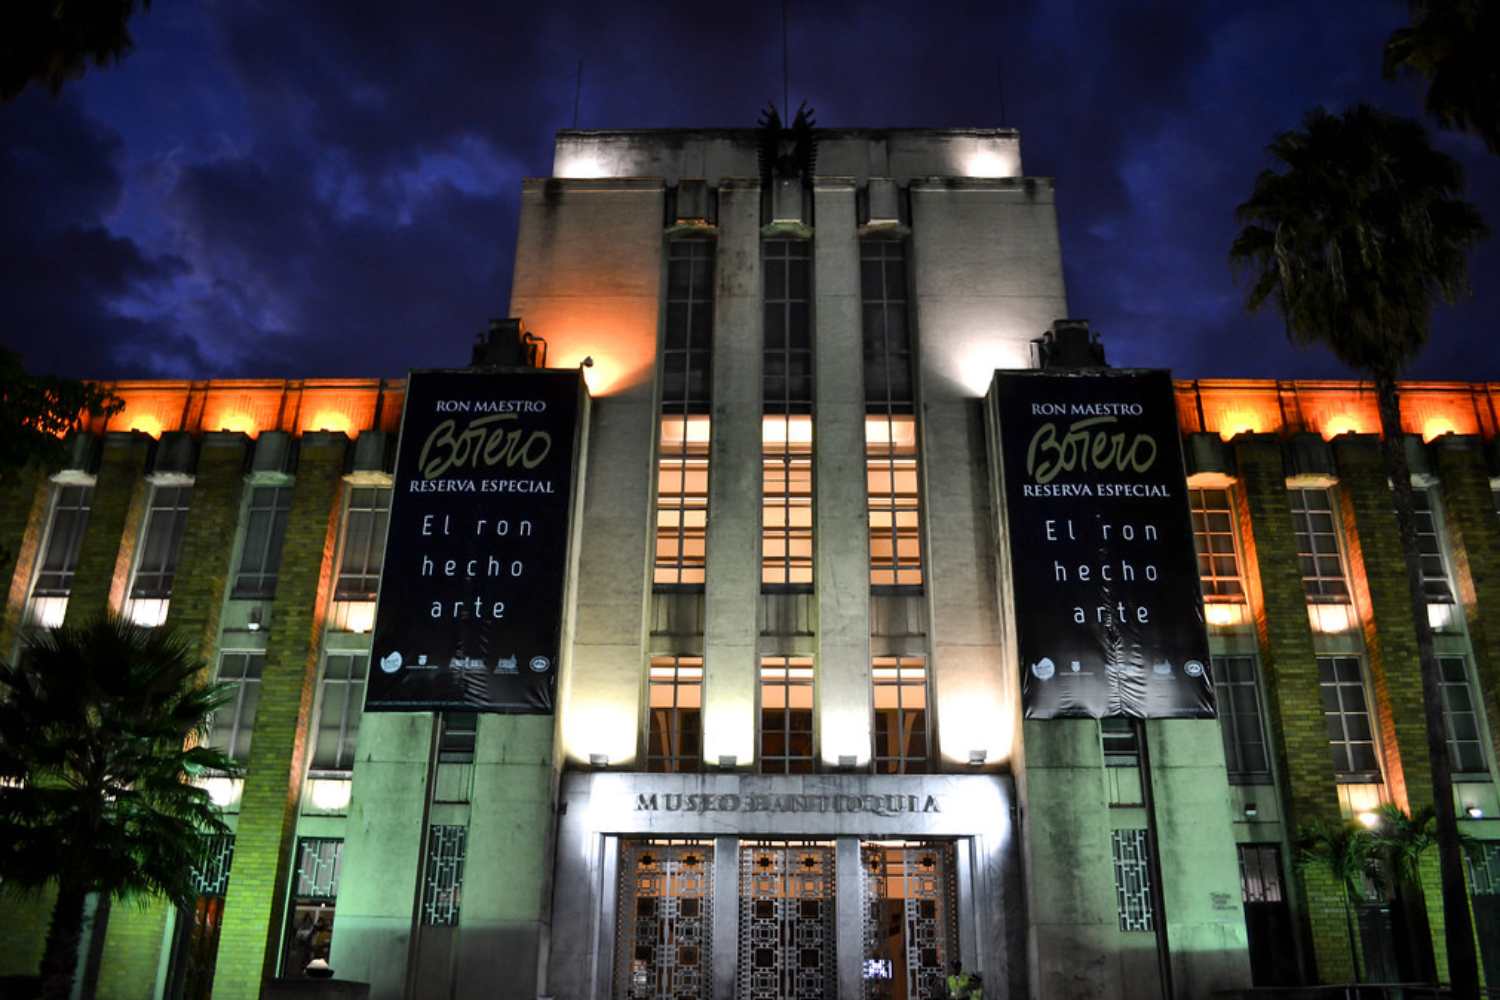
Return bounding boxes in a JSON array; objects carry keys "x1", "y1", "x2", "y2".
[
  {"x1": 860, "y1": 842, "x2": 959, "y2": 1000},
  {"x1": 616, "y1": 840, "x2": 715, "y2": 1000},
  {"x1": 737, "y1": 841, "x2": 837, "y2": 1000}
]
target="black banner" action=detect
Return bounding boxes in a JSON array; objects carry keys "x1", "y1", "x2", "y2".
[
  {"x1": 365, "y1": 368, "x2": 584, "y2": 713},
  {"x1": 991, "y1": 369, "x2": 1214, "y2": 719}
]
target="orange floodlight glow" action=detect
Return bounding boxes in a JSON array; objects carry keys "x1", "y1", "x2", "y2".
[
  {"x1": 213, "y1": 411, "x2": 258, "y2": 436},
  {"x1": 308, "y1": 410, "x2": 352, "y2": 435},
  {"x1": 1422, "y1": 416, "x2": 1457, "y2": 443},
  {"x1": 128, "y1": 414, "x2": 163, "y2": 439},
  {"x1": 1323, "y1": 414, "x2": 1364, "y2": 439},
  {"x1": 1217, "y1": 410, "x2": 1263, "y2": 441}
]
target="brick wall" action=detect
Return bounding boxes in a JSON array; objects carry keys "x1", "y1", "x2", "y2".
[
  {"x1": 210, "y1": 433, "x2": 346, "y2": 1000},
  {"x1": 0, "y1": 468, "x2": 50, "y2": 652},
  {"x1": 64, "y1": 433, "x2": 152, "y2": 626}
]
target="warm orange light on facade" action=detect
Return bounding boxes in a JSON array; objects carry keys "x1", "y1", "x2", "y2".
[
  {"x1": 128, "y1": 414, "x2": 164, "y2": 438},
  {"x1": 212, "y1": 411, "x2": 258, "y2": 436},
  {"x1": 307, "y1": 410, "x2": 352, "y2": 435},
  {"x1": 1322, "y1": 414, "x2": 1365, "y2": 438},
  {"x1": 1216, "y1": 411, "x2": 1264, "y2": 441},
  {"x1": 1422, "y1": 416, "x2": 1457, "y2": 442}
]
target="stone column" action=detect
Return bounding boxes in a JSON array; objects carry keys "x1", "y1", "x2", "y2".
[{"x1": 0, "y1": 467, "x2": 49, "y2": 652}]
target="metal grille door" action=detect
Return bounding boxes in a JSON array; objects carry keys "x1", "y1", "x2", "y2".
[
  {"x1": 738, "y1": 842, "x2": 836, "y2": 1000},
  {"x1": 616, "y1": 841, "x2": 714, "y2": 1000},
  {"x1": 861, "y1": 842, "x2": 958, "y2": 1000}
]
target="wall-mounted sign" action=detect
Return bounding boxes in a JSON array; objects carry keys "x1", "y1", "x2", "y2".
[
  {"x1": 989, "y1": 369, "x2": 1214, "y2": 719},
  {"x1": 365, "y1": 368, "x2": 585, "y2": 714}
]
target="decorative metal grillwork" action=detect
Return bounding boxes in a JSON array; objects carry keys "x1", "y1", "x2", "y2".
[
  {"x1": 1237, "y1": 844, "x2": 1285, "y2": 903},
  {"x1": 860, "y1": 842, "x2": 957, "y2": 1000},
  {"x1": 1469, "y1": 842, "x2": 1500, "y2": 895},
  {"x1": 294, "y1": 838, "x2": 343, "y2": 900},
  {"x1": 737, "y1": 842, "x2": 835, "y2": 1000},
  {"x1": 420, "y1": 825, "x2": 467, "y2": 926},
  {"x1": 615, "y1": 841, "x2": 714, "y2": 1000},
  {"x1": 191, "y1": 835, "x2": 235, "y2": 898},
  {"x1": 1112, "y1": 829, "x2": 1155, "y2": 932}
]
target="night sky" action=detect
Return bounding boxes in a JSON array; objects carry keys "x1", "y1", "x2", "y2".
[{"x1": 3, "y1": 1, "x2": 1497, "y2": 384}]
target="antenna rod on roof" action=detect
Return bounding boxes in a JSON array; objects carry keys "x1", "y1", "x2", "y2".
[
  {"x1": 573, "y1": 58, "x2": 583, "y2": 129},
  {"x1": 782, "y1": 0, "x2": 789, "y2": 121}
]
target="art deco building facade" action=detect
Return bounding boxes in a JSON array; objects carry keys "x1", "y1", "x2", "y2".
[{"x1": 1, "y1": 127, "x2": 1499, "y2": 1000}]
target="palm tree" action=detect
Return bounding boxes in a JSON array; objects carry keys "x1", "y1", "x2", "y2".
[
  {"x1": 1373, "y1": 803, "x2": 1440, "y2": 982},
  {"x1": 1231, "y1": 104, "x2": 1487, "y2": 998},
  {"x1": 0, "y1": 616, "x2": 238, "y2": 1000},
  {"x1": 1297, "y1": 819, "x2": 1379, "y2": 982},
  {"x1": 1385, "y1": 0, "x2": 1500, "y2": 154}
]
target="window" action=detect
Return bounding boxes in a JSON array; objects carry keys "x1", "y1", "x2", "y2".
[
  {"x1": 1190, "y1": 488, "x2": 1244, "y2": 599},
  {"x1": 208, "y1": 652, "x2": 264, "y2": 763},
  {"x1": 27, "y1": 484, "x2": 92, "y2": 627},
  {"x1": 762, "y1": 415, "x2": 813, "y2": 586},
  {"x1": 311, "y1": 654, "x2": 367, "y2": 772},
  {"x1": 867, "y1": 416, "x2": 922, "y2": 587},
  {"x1": 282, "y1": 838, "x2": 342, "y2": 977},
  {"x1": 190, "y1": 834, "x2": 236, "y2": 899},
  {"x1": 872, "y1": 657, "x2": 928, "y2": 773},
  {"x1": 1439, "y1": 656, "x2": 1488, "y2": 775},
  {"x1": 646, "y1": 656, "x2": 702, "y2": 773},
  {"x1": 1214, "y1": 655, "x2": 1271, "y2": 782},
  {"x1": 1413, "y1": 490, "x2": 1455, "y2": 604},
  {"x1": 439, "y1": 712, "x2": 478, "y2": 763},
  {"x1": 1101, "y1": 718, "x2": 1140, "y2": 768},
  {"x1": 420, "y1": 825, "x2": 467, "y2": 926},
  {"x1": 1318, "y1": 656, "x2": 1379, "y2": 779},
  {"x1": 1111, "y1": 829, "x2": 1155, "y2": 932},
  {"x1": 762, "y1": 240, "x2": 812, "y2": 413},
  {"x1": 760, "y1": 656, "x2": 814, "y2": 773},
  {"x1": 234, "y1": 486, "x2": 293, "y2": 598},
  {"x1": 655, "y1": 416, "x2": 710, "y2": 586},
  {"x1": 663, "y1": 239, "x2": 714, "y2": 412},
  {"x1": 860, "y1": 239, "x2": 914, "y2": 412},
  {"x1": 1289, "y1": 489, "x2": 1350, "y2": 602},
  {"x1": 334, "y1": 487, "x2": 390, "y2": 600},
  {"x1": 128, "y1": 484, "x2": 192, "y2": 625},
  {"x1": 1238, "y1": 844, "x2": 1285, "y2": 903}
]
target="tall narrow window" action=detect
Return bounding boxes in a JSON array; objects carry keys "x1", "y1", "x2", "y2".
[
  {"x1": 655, "y1": 239, "x2": 714, "y2": 587},
  {"x1": 1439, "y1": 656, "x2": 1488, "y2": 775},
  {"x1": 234, "y1": 486, "x2": 293, "y2": 599},
  {"x1": 872, "y1": 657, "x2": 928, "y2": 773},
  {"x1": 1413, "y1": 490, "x2": 1455, "y2": 604},
  {"x1": 281, "y1": 838, "x2": 342, "y2": 977},
  {"x1": 759, "y1": 656, "x2": 814, "y2": 773},
  {"x1": 1111, "y1": 830, "x2": 1155, "y2": 932},
  {"x1": 311, "y1": 654, "x2": 367, "y2": 772},
  {"x1": 439, "y1": 712, "x2": 478, "y2": 763},
  {"x1": 1190, "y1": 488, "x2": 1244, "y2": 599},
  {"x1": 1100, "y1": 718, "x2": 1141, "y2": 768},
  {"x1": 645, "y1": 655, "x2": 703, "y2": 773},
  {"x1": 420, "y1": 825, "x2": 467, "y2": 927},
  {"x1": 862, "y1": 240, "x2": 923, "y2": 588},
  {"x1": 1238, "y1": 844, "x2": 1286, "y2": 903},
  {"x1": 208, "y1": 652, "x2": 264, "y2": 763},
  {"x1": 1214, "y1": 655, "x2": 1271, "y2": 782},
  {"x1": 1289, "y1": 489, "x2": 1351, "y2": 602},
  {"x1": 27, "y1": 484, "x2": 92, "y2": 628},
  {"x1": 127, "y1": 484, "x2": 193, "y2": 626},
  {"x1": 762, "y1": 415, "x2": 813, "y2": 586},
  {"x1": 763, "y1": 240, "x2": 813, "y2": 588},
  {"x1": 1317, "y1": 656, "x2": 1379, "y2": 780},
  {"x1": 335, "y1": 488, "x2": 390, "y2": 600}
]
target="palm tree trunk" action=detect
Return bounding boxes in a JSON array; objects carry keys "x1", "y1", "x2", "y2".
[
  {"x1": 1342, "y1": 879, "x2": 1363, "y2": 983},
  {"x1": 1374, "y1": 375, "x2": 1480, "y2": 999},
  {"x1": 38, "y1": 879, "x2": 87, "y2": 1000}
]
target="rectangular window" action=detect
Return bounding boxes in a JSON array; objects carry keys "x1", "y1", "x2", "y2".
[
  {"x1": 27, "y1": 484, "x2": 93, "y2": 627},
  {"x1": 1100, "y1": 718, "x2": 1140, "y2": 768},
  {"x1": 762, "y1": 414, "x2": 813, "y2": 586},
  {"x1": 1413, "y1": 490, "x2": 1455, "y2": 604},
  {"x1": 646, "y1": 655, "x2": 703, "y2": 773},
  {"x1": 867, "y1": 416, "x2": 922, "y2": 587},
  {"x1": 420, "y1": 825, "x2": 467, "y2": 927},
  {"x1": 1190, "y1": 488, "x2": 1244, "y2": 600},
  {"x1": 208, "y1": 652, "x2": 264, "y2": 763},
  {"x1": 311, "y1": 654, "x2": 367, "y2": 772},
  {"x1": 438, "y1": 712, "x2": 478, "y2": 763},
  {"x1": 1289, "y1": 489, "x2": 1350, "y2": 602},
  {"x1": 282, "y1": 838, "x2": 342, "y2": 977},
  {"x1": 234, "y1": 486, "x2": 293, "y2": 599},
  {"x1": 190, "y1": 834, "x2": 236, "y2": 899},
  {"x1": 131, "y1": 484, "x2": 193, "y2": 601},
  {"x1": 1214, "y1": 655, "x2": 1272, "y2": 782},
  {"x1": 1318, "y1": 656, "x2": 1379, "y2": 779},
  {"x1": 335, "y1": 487, "x2": 390, "y2": 601},
  {"x1": 1439, "y1": 656, "x2": 1488, "y2": 775},
  {"x1": 654, "y1": 416, "x2": 710, "y2": 586},
  {"x1": 760, "y1": 656, "x2": 814, "y2": 774},
  {"x1": 1238, "y1": 844, "x2": 1285, "y2": 903},
  {"x1": 762, "y1": 240, "x2": 812, "y2": 414},
  {"x1": 872, "y1": 657, "x2": 928, "y2": 773},
  {"x1": 1111, "y1": 829, "x2": 1155, "y2": 932},
  {"x1": 860, "y1": 239, "x2": 914, "y2": 410},
  {"x1": 663, "y1": 239, "x2": 715, "y2": 412}
]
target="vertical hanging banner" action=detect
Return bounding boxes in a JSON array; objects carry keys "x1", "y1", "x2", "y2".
[
  {"x1": 365, "y1": 368, "x2": 585, "y2": 713},
  {"x1": 988, "y1": 369, "x2": 1214, "y2": 719}
]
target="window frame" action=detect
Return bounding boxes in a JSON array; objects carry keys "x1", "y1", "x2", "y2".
[
  {"x1": 643, "y1": 655, "x2": 704, "y2": 773},
  {"x1": 761, "y1": 414, "x2": 814, "y2": 589},
  {"x1": 208, "y1": 650, "x2": 265, "y2": 764},
  {"x1": 758, "y1": 656, "x2": 816, "y2": 774},
  {"x1": 871, "y1": 655, "x2": 929, "y2": 774},
  {"x1": 1213, "y1": 655, "x2": 1273, "y2": 784},
  {"x1": 1317, "y1": 655, "x2": 1382, "y2": 782},
  {"x1": 333, "y1": 485, "x2": 391, "y2": 602},
  {"x1": 1438, "y1": 655, "x2": 1490, "y2": 777},
  {"x1": 233, "y1": 484, "x2": 294, "y2": 600},
  {"x1": 129, "y1": 482, "x2": 194, "y2": 601},
  {"x1": 1189, "y1": 487, "x2": 1246, "y2": 601},
  {"x1": 309, "y1": 652, "x2": 368, "y2": 774},
  {"x1": 1288, "y1": 488, "x2": 1353, "y2": 603}
]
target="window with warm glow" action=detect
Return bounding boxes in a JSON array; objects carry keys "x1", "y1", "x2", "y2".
[
  {"x1": 1189, "y1": 488, "x2": 1244, "y2": 600},
  {"x1": 311, "y1": 653, "x2": 367, "y2": 773},
  {"x1": 1288, "y1": 489, "x2": 1351, "y2": 602},
  {"x1": 207, "y1": 651, "x2": 264, "y2": 763},
  {"x1": 234, "y1": 485, "x2": 293, "y2": 599},
  {"x1": 25, "y1": 484, "x2": 92, "y2": 627},
  {"x1": 645, "y1": 655, "x2": 702, "y2": 773},
  {"x1": 1213, "y1": 656, "x2": 1271, "y2": 783},
  {"x1": 335, "y1": 487, "x2": 390, "y2": 601},
  {"x1": 1439, "y1": 656, "x2": 1488, "y2": 775},
  {"x1": 1412, "y1": 490, "x2": 1455, "y2": 604},
  {"x1": 760, "y1": 656, "x2": 815, "y2": 773},
  {"x1": 1317, "y1": 656, "x2": 1379, "y2": 781},
  {"x1": 763, "y1": 415, "x2": 813, "y2": 586},
  {"x1": 872, "y1": 656, "x2": 928, "y2": 773},
  {"x1": 655, "y1": 416, "x2": 709, "y2": 586},
  {"x1": 867, "y1": 416, "x2": 922, "y2": 587}
]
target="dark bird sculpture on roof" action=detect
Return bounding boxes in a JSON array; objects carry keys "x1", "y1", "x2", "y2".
[{"x1": 757, "y1": 101, "x2": 818, "y2": 188}]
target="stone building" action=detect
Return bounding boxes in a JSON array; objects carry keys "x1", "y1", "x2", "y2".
[{"x1": 1, "y1": 126, "x2": 1498, "y2": 1000}]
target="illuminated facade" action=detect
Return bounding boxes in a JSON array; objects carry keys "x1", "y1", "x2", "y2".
[{"x1": 1, "y1": 128, "x2": 1499, "y2": 1000}]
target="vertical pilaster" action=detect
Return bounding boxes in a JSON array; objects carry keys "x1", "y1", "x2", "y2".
[
  {"x1": 711, "y1": 835, "x2": 738, "y2": 1000},
  {"x1": 63, "y1": 432, "x2": 152, "y2": 625},
  {"x1": 812, "y1": 182, "x2": 871, "y2": 767},
  {"x1": 212, "y1": 432, "x2": 346, "y2": 1000},
  {"x1": 0, "y1": 467, "x2": 50, "y2": 652},
  {"x1": 835, "y1": 837, "x2": 863, "y2": 1000},
  {"x1": 702, "y1": 180, "x2": 762, "y2": 767}
]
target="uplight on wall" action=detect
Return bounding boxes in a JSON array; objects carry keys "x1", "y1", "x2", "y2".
[
  {"x1": 214, "y1": 411, "x2": 258, "y2": 436},
  {"x1": 128, "y1": 414, "x2": 164, "y2": 439},
  {"x1": 1357, "y1": 810, "x2": 1381, "y2": 829},
  {"x1": 199, "y1": 776, "x2": 241, "y2": 810},
  {"x1": 307, "y1": 777, "x2": 352, "y2": 813},
  {"x1": 1204, "y1": 602, "x2": 1247, "y2": 628},
  {"x1": 1216, "y1": 411, "x2": 1263, "y2": 441},
  {"x1": 1308, "y1": 603, "x2": 1354, "y2": 634},
  {"x1": 340, "y1": 600, "x2": 376, "y2": 635},
  {"x1": 962, "y1": 147, "x2": 1018, "y2": 178},
  {"x1": 1323, "y1": 414, "x2": 1364, "y2": 438},
  {"x1": 308, "y1": 411, "x2": 352, "y2": 435},
  {"x1": 1421, "y1": 416, "x2": 1457, "y2": 443}
]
